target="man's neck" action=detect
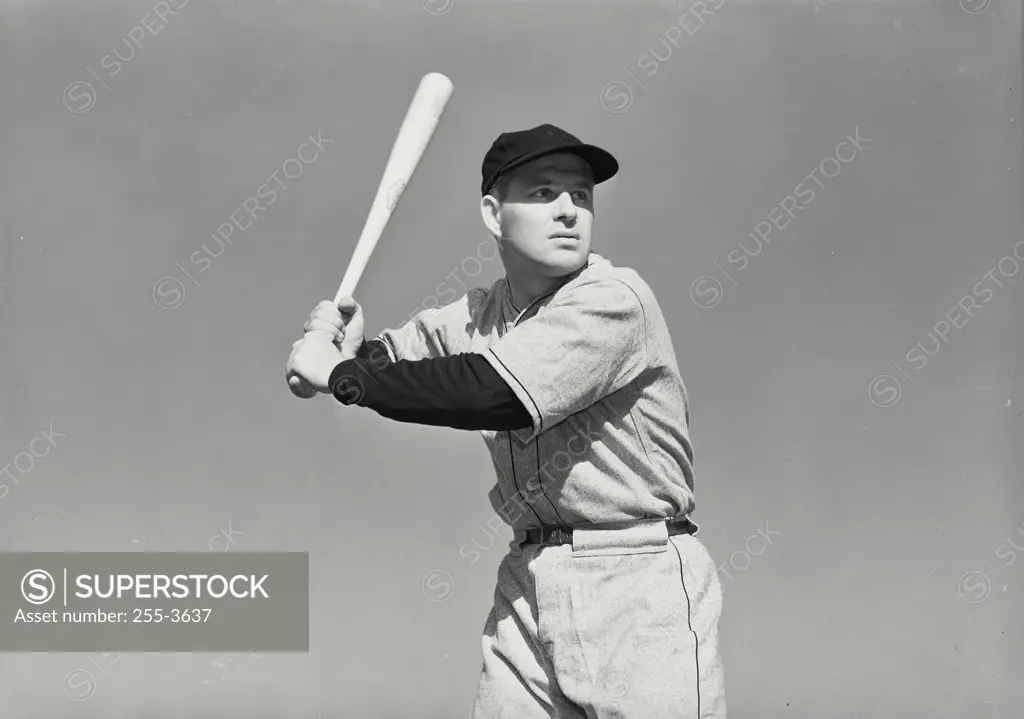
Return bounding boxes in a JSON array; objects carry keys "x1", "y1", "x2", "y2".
[{"x1": 504, "y1": 258, "x2": 589, "y2": 310}]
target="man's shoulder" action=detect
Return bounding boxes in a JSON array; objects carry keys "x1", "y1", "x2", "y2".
[
  {"x1": 408, "y1": 277, "x2": 504, "y2": 333},
  {"x1": 418, "y1": 277, "x2": 501, "y2": 314},
  {"x1": 574, "y1": 253, "x2": 658, "y2": 308},
  {"x1": 582, "y1": 256, "x2": 682, "y2": 372},
  {"x1": 470, "y1": 277, "x2": 507, "y2": 308}
]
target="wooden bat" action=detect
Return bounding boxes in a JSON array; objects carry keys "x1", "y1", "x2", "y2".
[{"x1": 289, "y1": 72, "x2": 454, "y2": 398}]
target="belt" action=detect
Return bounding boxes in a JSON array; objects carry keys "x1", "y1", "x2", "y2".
[{"x1": 523, "y1": 517, "x2": 697, "y2": 547}]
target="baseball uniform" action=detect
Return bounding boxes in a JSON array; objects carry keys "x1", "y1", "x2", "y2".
[{"x1": 330, "y1": 251, "x2": 726, "y2": 717}]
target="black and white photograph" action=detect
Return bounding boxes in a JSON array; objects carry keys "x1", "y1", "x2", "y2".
[{"x1": 1, "y1": 0, "x2": 1021, "y2": 716}]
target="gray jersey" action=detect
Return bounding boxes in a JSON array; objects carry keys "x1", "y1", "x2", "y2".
[{"x1": 374, "y1": 252, "x2": 696, "y2": 530}]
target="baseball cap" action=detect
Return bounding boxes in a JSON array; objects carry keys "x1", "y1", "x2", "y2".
[{"x1": 480, "y1": 123, "x2": 619, "y2": 196}]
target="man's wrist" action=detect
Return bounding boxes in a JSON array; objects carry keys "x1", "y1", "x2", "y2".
[
  {"x1": 328, "y1": 359, "x2": 363, "y2": 404},
  {"x1": 328, "y1": 340, "x2": 392, "y2": 404},
  {"x1": 354, "y1": 338, "x2": 372, "y2": 359}
]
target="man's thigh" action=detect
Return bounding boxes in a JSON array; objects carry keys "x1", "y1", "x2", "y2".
[
  {"x1": 470, "y1": 532, "x2": 726, "y2": 719},
  {"x1": 471, "y1": 549, "x2": 587, "y2": 719},
  {"x1": 550, "y1": 532, "x2": 727, "y2": 719}
]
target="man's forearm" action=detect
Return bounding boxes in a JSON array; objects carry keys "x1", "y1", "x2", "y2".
[{"x1": 328, "y1": 341, "x2": 532, "y2": 431}]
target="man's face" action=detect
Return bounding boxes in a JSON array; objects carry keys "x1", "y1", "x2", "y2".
[{"x1": 489, "y1": 153, "x2": 595, "y2": 277}]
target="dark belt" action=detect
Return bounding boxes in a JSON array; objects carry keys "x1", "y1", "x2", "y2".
[{"x1": 524, "y1": 517, "x2": 697, "y2": 547}]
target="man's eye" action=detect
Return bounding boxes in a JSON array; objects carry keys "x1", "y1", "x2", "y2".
[
  {"x1": 535, "y1": 188, "x2": 551, "y2": 197},
  {"x1": 572, "y1": 190, "x2": 590, "y2": 201}
]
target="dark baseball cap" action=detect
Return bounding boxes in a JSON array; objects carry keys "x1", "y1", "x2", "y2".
[{"x1": 480, "y1": 123, "x2": 619, "y2": 196}]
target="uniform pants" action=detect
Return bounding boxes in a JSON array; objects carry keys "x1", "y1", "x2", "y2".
[{"x1": 470, "y1": 520, "x2": 726, "y2": 718}]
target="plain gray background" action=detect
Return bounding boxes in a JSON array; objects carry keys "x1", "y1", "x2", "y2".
[{"x1": 1, "y1": 0, "x2": 1021, "y2": 717}]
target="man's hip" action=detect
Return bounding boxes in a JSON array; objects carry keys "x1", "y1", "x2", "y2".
[{"x1": 472, "y1": 519, "x2": 727, "y2": 718}]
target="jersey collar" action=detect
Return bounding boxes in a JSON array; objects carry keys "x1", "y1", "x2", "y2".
[{"x1": 502, "y1": 253, "x2": 604, "y2": 326}]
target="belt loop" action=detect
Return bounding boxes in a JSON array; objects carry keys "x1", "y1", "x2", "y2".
[{"x1": 509, "y1": 530, "x2": 528, "y2": 556}]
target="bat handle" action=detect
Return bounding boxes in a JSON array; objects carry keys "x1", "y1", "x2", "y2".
[
  {"x1": 333, "y1": 261, "x2": 361, "y2": 305},
  {"x1": 288, "y1": 372, "x2": 318, "y2": 399}
]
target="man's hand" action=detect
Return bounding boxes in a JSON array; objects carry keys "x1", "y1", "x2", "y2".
[
  {"x1": 286, "y1": 297, "x2": 365, "y2": 398},
  {"x1": 286, "y1": 330, "x2": 345, "y2": 396},
  {"x1": 303, "y1": 297, "x2": 365, "y2": 359}
]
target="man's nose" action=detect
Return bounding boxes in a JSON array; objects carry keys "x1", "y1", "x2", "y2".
[{"x1": 553, "y1": 191, "x2": 578, "y2": 221}]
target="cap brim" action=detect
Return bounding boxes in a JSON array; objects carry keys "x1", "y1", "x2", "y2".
[{"x1": 484, "y1": 143, "x2": 619, "y2": 194}]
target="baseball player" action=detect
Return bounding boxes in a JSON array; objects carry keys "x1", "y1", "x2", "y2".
[{"x1": 286, "y1": 123, "x2": 726, "y2": 718}]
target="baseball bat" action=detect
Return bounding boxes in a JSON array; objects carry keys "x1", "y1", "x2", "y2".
[{"x1": 289, "y1": 72, "x2": 454, "y2": 398}]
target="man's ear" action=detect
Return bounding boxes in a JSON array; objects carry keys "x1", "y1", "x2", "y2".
[{"x1": 479, "y1": 194, "x2": 502, "y2": 240}]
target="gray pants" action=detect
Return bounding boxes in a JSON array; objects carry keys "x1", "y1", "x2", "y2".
[{"x1": 471, "y1": 521, "x2": 727, "y2": 718}]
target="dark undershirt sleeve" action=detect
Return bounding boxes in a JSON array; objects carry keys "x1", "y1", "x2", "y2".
[{"x1": 329, "y1": 339, "x2": 533, "y2": 431}]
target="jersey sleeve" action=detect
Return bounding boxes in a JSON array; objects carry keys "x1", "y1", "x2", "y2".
[
  {"x1": 373, "y1": 292, "x2": 478, "y2": 361},
  {"x1": 329, "y1": 352, "x2": 533, "y2": 431},
  {"x1": 483, "y1": 276, "x2": 650, "y2": 443}
]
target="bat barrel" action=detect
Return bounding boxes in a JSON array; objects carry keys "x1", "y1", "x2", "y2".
[
  {"x1": 331, "y1": 72, "x2": 453, "y2": 304},
  {"x1": 290, "y1": 72, "x2": 453, "y2": 399}
]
